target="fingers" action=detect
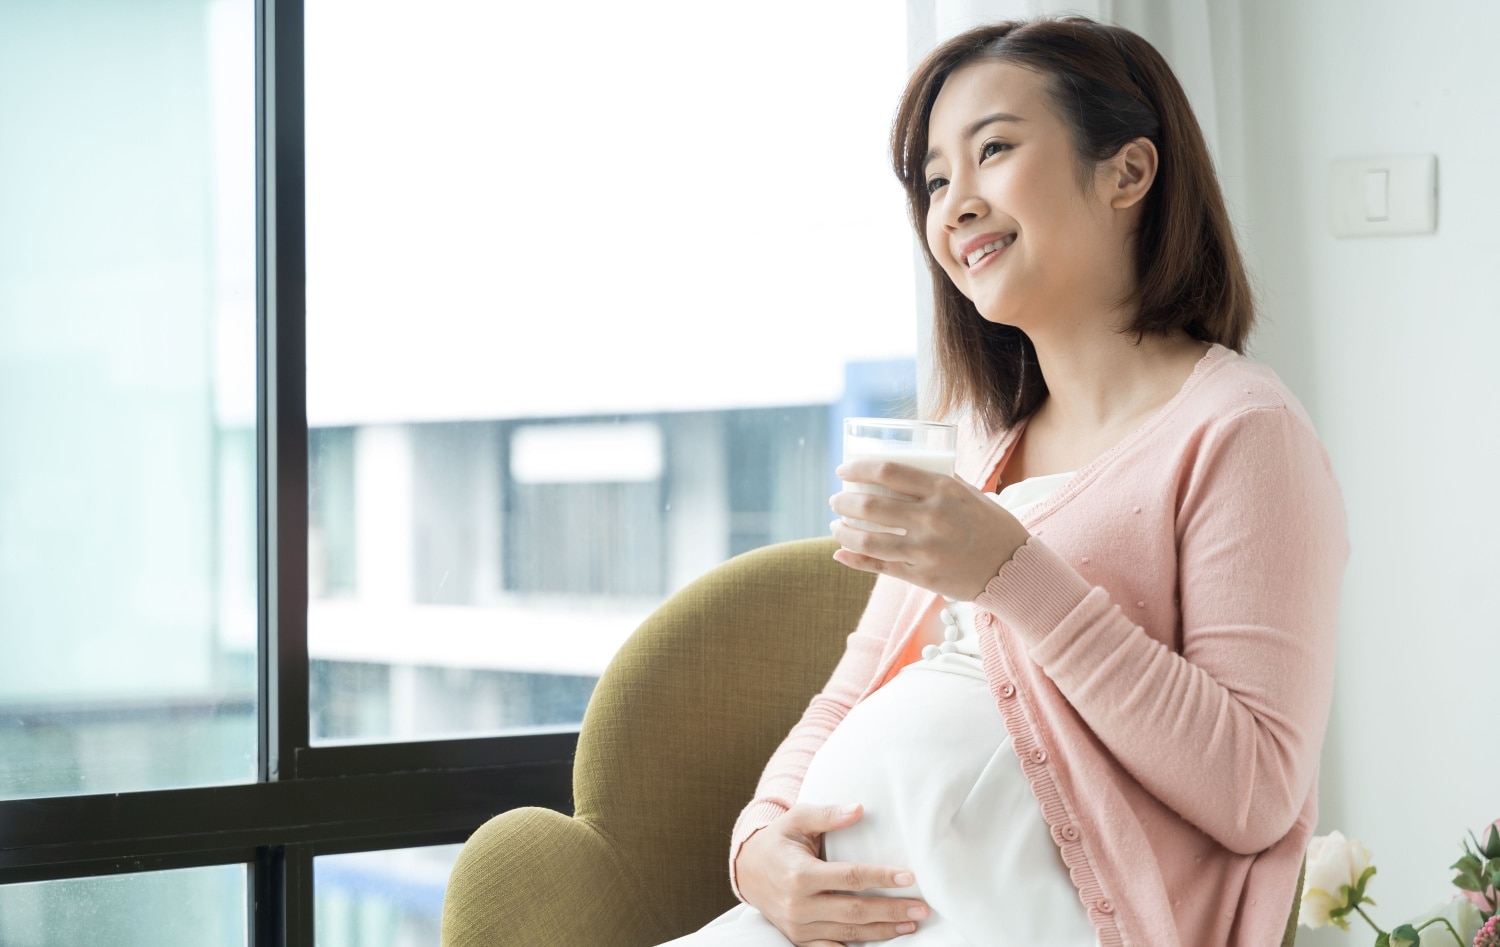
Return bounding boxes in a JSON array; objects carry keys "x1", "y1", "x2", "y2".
[
  {"x1": 830, "y1": 517, "x2": 913, "y2": 562},
  {"x1": 794, "y1": 919, "x2": 919, "y2": 944},
  {"x1": 831, "y1": 491, "x2": 915, "y2": 536},
  {"x1": 753, "y1": 807, "x2": 930, "y2": 945},
  {"x1": 788, "y1": 893, "x2": 929, "y2": 943},
  {"x1": 831, "y1": 469, "x2": 972, "y2": 539},
  {"x1": 813, "y1": 860, "x2": 919, "y2": 895},
  {"x1": 787, "y1": 802, "x2": 865, "y2": 836},
  {"x1": 837, "y1": 459, "x2": 944, "y2": 496},
  {"x1": 830, "y1": 546, "x2": 888, "y2": 577}
]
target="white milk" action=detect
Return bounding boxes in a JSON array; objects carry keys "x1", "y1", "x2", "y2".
[{"x1": 841, "y1": 447, "x2": 956, "y2": 533}]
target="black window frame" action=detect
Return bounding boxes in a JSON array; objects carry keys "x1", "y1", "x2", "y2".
[{"x1": 0, "y1": 1, "x2": 576, "y2": 942}]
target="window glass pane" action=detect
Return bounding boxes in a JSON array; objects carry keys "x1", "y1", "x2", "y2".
[
  {"x1": 304, "y1": 0, "x2": 916, "y2": 742},
  {"x1": 0, "y1": 864, "x2": 247, "y2": 947},
  {"x1": 0, "y1": 0, "x2": 258, "y2": 794},
  {"x1": 315, "y1": 845, "x2": 461, "y2": 947}
]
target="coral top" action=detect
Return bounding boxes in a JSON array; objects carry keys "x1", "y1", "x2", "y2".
[{"x1": 729, "y1": 345, "x2": 1349, "y2": 947}]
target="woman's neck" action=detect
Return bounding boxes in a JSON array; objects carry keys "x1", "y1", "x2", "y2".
[
  {"x1": 1025, "y1": 325, "x2": 1209, "y2": 435},
  {"x1": 996, "y1": 327, "x2": 1208, "y2": 490}
]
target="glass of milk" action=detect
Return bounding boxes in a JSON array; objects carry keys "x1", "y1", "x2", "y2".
[{"x1": 841, "y1": 418, "x2": 958, "y2": 532}]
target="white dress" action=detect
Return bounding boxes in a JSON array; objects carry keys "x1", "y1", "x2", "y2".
[{"x1": 661, "y1": 473, "x2": 1099, "y2": 947}]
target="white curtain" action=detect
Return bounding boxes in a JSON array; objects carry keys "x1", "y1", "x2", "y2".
[{"x1": 1106, "y1": 0, "x2": 1246, "y2": 217}]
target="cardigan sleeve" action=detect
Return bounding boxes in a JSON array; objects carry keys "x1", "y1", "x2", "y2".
[
  {"x1": 726, "y1": 571, "x2": 909, "y2": 899},
  {"x1": 973, "y1": 403, "x2": 1347, "y2": 855}
]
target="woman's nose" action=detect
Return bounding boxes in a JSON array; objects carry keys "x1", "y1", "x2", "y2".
[{"x1": 942, "y1": 172, "x2": 986, "y2": 229}]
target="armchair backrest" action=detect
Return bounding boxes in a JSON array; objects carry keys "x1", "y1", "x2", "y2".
[{"x1": 572, "y1": 537, "x2": 875, "y2": 937}]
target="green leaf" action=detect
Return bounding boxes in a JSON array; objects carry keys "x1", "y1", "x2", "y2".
[
  {"x1": 1375, "y1": 933, "x2": 1390, "y2": 947},
  {"x1": 1481, "y1": 824, "x2": 1500, "y2": 860},
  {"x1": 1454, "y1": 853, "x2": 1487, "y2": 892},
  {"x1": 1351, "y1": 864, "x2": 1379, "y2": 905},
  {"x1": 1454, "y1": 852, "x2": 1484, "y2": 875},
  {"x1": 1464, "y1": 839, "x2": 1483, "y2": 865},
  {"x1": 1389, "y1": 924, "x2": 1420, "y2": 947},
  {"x1": 1326, "y1": 901, "x2": 1353, "y2": 931}
]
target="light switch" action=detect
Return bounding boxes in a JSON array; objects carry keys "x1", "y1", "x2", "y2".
[
  {"x1": 1363, "y1": 169, "x2": 1389, "y2": 221},
  {"x1": 1329, "y1": 155, "x2": 1437, "y2": 237}
]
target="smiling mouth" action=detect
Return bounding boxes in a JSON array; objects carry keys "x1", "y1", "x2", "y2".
[{"x1": 965, "y1": 233, "x2": 1016, "y2": 268}]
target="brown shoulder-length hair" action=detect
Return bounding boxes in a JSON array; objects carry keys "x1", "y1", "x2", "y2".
[{"x1": 892, "y1": 17, "x2": 1254, "y2": 432}]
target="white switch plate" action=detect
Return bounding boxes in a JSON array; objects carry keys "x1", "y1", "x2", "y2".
[{"x1": 1328, "y1": 154, "x2": 1437, "y2": 237}]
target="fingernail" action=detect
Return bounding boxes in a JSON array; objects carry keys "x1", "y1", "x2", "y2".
[
  {"x1": 894, "y1": 871, "x2": 915, "y2": 887},
  {"x1": 896, "y1": 922, "x2": 916, "y2": 934},
  {"x1": 906, "y1": 905, "x2": 928, "y2": 920},
  {"x1": 840, "y1": 803, "x2": 860, "y2": 815}
]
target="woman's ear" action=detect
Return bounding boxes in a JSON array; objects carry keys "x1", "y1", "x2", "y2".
[{"x1": 1103, "y1": 137, "x2": 1158, "y2": 210}]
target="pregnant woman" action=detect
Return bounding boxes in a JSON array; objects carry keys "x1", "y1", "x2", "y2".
[{"x1": 661, "y1": 15, "x2": 1347, "y2": 947}]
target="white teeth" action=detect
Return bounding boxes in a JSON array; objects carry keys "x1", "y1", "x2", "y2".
[{"x1": 965, "y1": 234, "x2": 1016, "y2": 267}]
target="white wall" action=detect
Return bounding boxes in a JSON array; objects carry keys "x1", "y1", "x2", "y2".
[{"x1": 1237, "y1": 0, "x2": 1500, "y2": 939}]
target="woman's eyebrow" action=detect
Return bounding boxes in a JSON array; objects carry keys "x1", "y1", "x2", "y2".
[{"x1": 923, "y1": 112, "x2": 1026, "y2": 170}]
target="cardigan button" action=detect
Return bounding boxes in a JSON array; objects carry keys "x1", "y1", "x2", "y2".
[
  {"x1": 1095, "y1": 898, "x2": 1115, "y2": 914},
  {"x1": 1030, "y1": 747, "x2": 1048, "y2": 764},
  {"x1": 1059, "y1": 823, "x2": 1080, "y2": 842},
  {"x1": 940, "y1": 609, "x2": 956, "y2": 625},
  {"x1": 999, "y1": 683, "x2": 1016, "y2": 699},
  {"x1": 922, "y1": 645, "x2": 941, "y2": 661}
]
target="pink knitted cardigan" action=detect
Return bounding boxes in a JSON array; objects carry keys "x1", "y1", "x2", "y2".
[{"x1": 729, "y1": 345, "x2": 1348, "y2": 946}]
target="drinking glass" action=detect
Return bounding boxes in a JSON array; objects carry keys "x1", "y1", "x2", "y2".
[{"x1": 840, "y1": 418, "x2": 957, "y2": 532}]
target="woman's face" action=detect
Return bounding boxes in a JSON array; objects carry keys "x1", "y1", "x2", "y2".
[{"x1": 923, "y1": 60, "x2": 1131, "y2": 331}]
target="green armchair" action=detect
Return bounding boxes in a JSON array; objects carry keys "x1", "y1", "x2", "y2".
[
  {"x1": 439, "y1": 536, "x2": 1304, "y2": 947},
  {"x1": 441, "y1": 537, "x2": 875, "y2": 947}
]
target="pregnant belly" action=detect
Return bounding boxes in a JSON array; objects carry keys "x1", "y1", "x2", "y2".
[
  {"x1": 795, "y1": 659, "x2": 1009, "y2": 894},
  {"x1": 793, "y1": 658, "x2": 1101, "y2": 947}
]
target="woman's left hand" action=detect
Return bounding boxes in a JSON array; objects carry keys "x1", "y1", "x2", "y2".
[{"x1": 830, "y1": 460, "x2": 1032, "y2": 601}]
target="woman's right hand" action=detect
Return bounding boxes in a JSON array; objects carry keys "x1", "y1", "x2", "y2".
[{"x1": 734, "y1": 803, "x2": 930, "y2": 946}]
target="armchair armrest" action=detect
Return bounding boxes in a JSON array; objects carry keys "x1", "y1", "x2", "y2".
[{"x1": 442, "y1": 806, "x2": 660, "y2": 947}]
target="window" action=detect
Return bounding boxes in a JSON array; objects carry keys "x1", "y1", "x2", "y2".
[
  {"x1": 0, "y1": 866, "x2": 248, "y2": 947},
  {"x1": 315, "y1": 845, "x2": 461, "y2": 947},
  {"x1": 0, "y1": 0, "x2": 259, "y2": 805},
  {"x1": 0, "y1": 1, "x2": 915, "y2": 942}
]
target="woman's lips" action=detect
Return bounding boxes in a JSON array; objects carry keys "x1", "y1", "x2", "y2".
[{"x1": 965, "y1": 233, "x2": 1016, "y2": 273}]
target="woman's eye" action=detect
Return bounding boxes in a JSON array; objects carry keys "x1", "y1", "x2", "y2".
[
  {"x1": 925, "y1": 176, "x2": 948, "y2": 195},
  {"x1": 981, "y1": 140, "x2": 1010, "y2": 159}
]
